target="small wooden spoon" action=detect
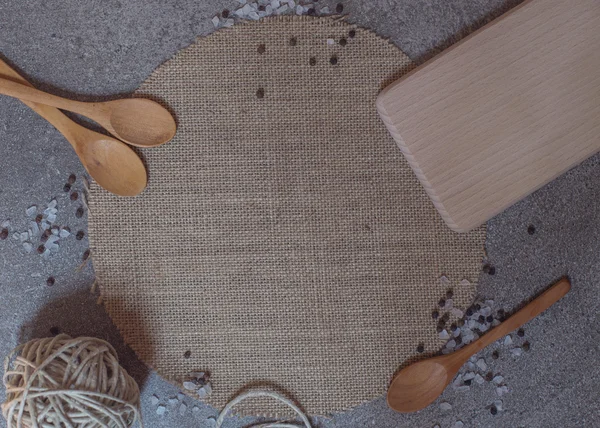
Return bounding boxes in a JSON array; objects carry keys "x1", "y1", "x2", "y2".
[
  {"x1": 0, "y1": 76, "x2": 176, "y2": 147},
  {"x1": 0, "y1": 58, "x2": 147, "y2": 196},
  {"x1": 387, "y1": 278, "x2": 571, "y2": 413}
]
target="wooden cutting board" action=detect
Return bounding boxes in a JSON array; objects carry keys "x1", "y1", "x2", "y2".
[{"x1": 377, "y1": 0, "x2": 600, "y2": 232}]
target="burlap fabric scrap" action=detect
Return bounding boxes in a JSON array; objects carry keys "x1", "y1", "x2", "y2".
[{"x1": 88, "y1": 16, "x2": 486, "y2": 416}]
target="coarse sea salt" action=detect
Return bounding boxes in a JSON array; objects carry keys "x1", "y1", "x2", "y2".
[
  {"x1": 150, "y1": 395, "x2": 159, "y2": 405},
  {"x1": 156, "y1": 405, "x2": 166, "y2": 415},
  {"x1": 476, "y1": 358, "x2": 487, "y2": 371},
  {"x1": 440, "y1": 402, "x2": 452, "y2": 411},
  {"x1": 26, "y1": 206, "x2": 37, "y2": 217}
]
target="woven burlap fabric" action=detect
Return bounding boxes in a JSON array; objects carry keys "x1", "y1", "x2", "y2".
[{"x1": 88, "y1": 16, "x2": 486, "y2": 416}]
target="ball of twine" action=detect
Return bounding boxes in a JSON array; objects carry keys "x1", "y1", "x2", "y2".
[{"x1": 2, "y1": 334, "x2": 141, "y2": 428}]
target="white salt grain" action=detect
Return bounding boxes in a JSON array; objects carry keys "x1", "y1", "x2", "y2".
[
  {"x1": 156, "y1": 405, "x2": 166, "y2": 415},
  {"x1": 476, "y1": 358, "x2": 487, "y2": 371},
  {"x1": 327, "y1": 38, "x2": 335, "y2": 45},
  {"x1": 26, "y1": 206, "x2": 37, "y2": 217},
  {"x1": 31, "y1": 273, "x2": 42, "y2": 278},
  {"x1": 51, "y1": 227, "x2": 59, "y2": 236},
  {"x1": 452, "y1": 374, "x2": 463, "y2": 386},
  {"x1": 207, "y1": 417, "x2": 217, "y2": 426},
  {"x1": 433, "y1": 425, "x2": 441, "y2": 428},
  {"x1": 450, "y1": 308, "x2": 464, "y2": 318},
  {"x1": 42, "y1": 249, "x2": 51, "y2": 259},
  {"x1": 203, "y1": 382, "x2": 212, "y2": 395},
  {"x1": 496, "y1": 385, "x2": 509, "y2": 396},
  {"x1": 503, "y1": 336, "x2": 513, "y2": 346},
  {"x1": 183, "y1": 381, "x2": 198, "y2": 390},
  {"x1": 493, "y1": 400, "x2": 504, "y2": 411},
  {"x1": 197, "y1": 388, "x2": 208, "y2": 399},
  {"x1": 150, "y1": 395, "x2": 160, "y2": 405},
  {"x1": 59, "y1": 228, "x2": 70, "y2": 238},
  {"x1": 1, "y1": 220, "x2": 9, "y2": 228},
  {"x1": 276, "y1": 4, "x2": 288, "y2": 14},
  {"x1": 439, "y1": 329, "x2": 450, "y2": 340},
  {"x1": 12, "y1": 233, "x2": 19, "y2": 240},
  {"x1": 177, "y1": 393, "x2": 185, "y2": 401},
  {"x1": 30, "y1": 222, "x2": 39, "y2": 235},
  {"x1": 41, "y1": 221, "x2": 49, "y2": 230},
  {"x1": 48, "y1": 243, "x2": 59, "y2": 252},
  {"x1": 47, "y1": 213, "x2": 57, "y2": 223},
  {"x1": 485, "y1": 300, "x2": 495, "y2": 307},
  {"x1": 444, "y1": 298, "x2": 454, "y2": 310},
  {"x1": 296, "y1": 5, "x2": 303, "y2": 14},
  {"x1": 446, "y1": 339, "x2": 456, "y2": 349},
  {"x1": 474, "y1": 374, "x2": 485, "y2": 384},
  {"x1": 237, "y1": 0, "x2": 247, "y2": 4},
  {"x1": 440, "y1": 275, "x2": 450, "y2": 284},
  {"x1": 442, "y1": 348, "x2": 452, "y2": 354},
  {"x1": 510, "y1": 347, "x2": 522, "y2": 357},
  {"x1": 271, "y1": 0, "x2": 280, "y2": 8},
  {"x1": 481, "y1": 307, "x2": 492, "y2": 317},
  {"x1": 192, "y1": 406, "x2": 200, "y2": 413},
  {"x1": 179, "y1": 403, "x2": 187, "y2": 415},
  {"x1": 439, "y1": 402, "x2": 452, "y2": 411},
  {"x1": 455, "y1": 386, "x2": 470, "y2": 393},
  {"x1": 212, "y1": 16, "x2": 220, "y2": 27},
  {"x1": 453, "y1": 329, "x2": 461, "y2": 338},
  {"x1": 287, "y1": 0, "x2": 295, "y2": 8},
  {"x1": 478, "y1": 323, "x2": 489, "y2": 332},
  {"x1": 265, "y1": 5, "x2": 273, "y2": 14},
  {"x1": 48, "y1": 199, "x2": 57, "y2": 209},
  {"x1": 168, "y1": 397, "x2": 178, "y2": 405},
  {"x1": 492, "y1": 375, "x2": 504, "y2": 385},
  {"x1": 20, "y1": 232, "x2": 28, "y2": 242},
  {"x1": 320, "y1": 6, "x2": 330, "y2": 14},
  {"x1": 23, "y1": 242, "x2": 33, "y2": 253},
  {"x1": 248, "y1": 11, "x2": 260, "y2": 19},
  {"x1": 466, "y1": 362, "x2": 477, "y2": 371},
  {"x1": 453, "y1": 422, "x2": 464, "y2": 428},
  {"x1": 463, "y1": 372, "x2": 476, "y2": 381},
  {"x1": 27, "y1": 229, "x2": 33, "y2": 239}
]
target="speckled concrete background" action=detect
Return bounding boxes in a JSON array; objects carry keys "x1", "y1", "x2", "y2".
[{"x1": 0, "y1": 1, "x2": 598, "y2": 427}]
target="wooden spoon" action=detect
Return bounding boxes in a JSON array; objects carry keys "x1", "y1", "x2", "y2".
[
  {"x1": 0, "y1": 58, "x2": 147, "y2": 196},
  {"x1": 0, "y1": 76, "x2": 176, "y2": 147},
  {"x1": 387, "y1": 278, "x2": 571, "y2": 413}
]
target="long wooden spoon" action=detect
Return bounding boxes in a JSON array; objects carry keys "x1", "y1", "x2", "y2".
[
  {"x1": 0, "y1": 58, "x2": 147, "y2": 196},
  {"x1": 0, "y1": 76, "x2": 175, "y2": 148},
  {"x1": 387, "y1": 278, "x2": 571, "y2": 413}
]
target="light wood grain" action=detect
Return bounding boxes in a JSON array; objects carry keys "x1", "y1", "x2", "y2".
[
  {"x1": 0, "y1": 76, "x2": 176, "y2": 148},
  {"x1": 0, "y1": 58, "x2": 147, "y2": 196},
  {"x1": 387, "y1": 278, "x2": 571, "y2": 413},
  {"x1": 377, "y1": 0, "x2": 600, "y2": 232}
]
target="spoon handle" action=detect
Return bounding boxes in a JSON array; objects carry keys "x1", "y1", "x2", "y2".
[
  {"x1": 0, "y1": 75, "x2": 98, "y2": 119},
  {"x1": 0, "y1": 59, "x2": 80, "y2": 143},
  {"x1": 457, "y1": 278, "x2": 571, "y2": 359}
]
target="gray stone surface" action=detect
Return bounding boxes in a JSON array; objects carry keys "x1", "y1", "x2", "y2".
[{"x1": 0, "y1": 1, "x2": 598, "y2": 427}]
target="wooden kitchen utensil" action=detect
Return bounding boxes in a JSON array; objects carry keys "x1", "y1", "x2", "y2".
[
  {"x1": 387, "y1": 278, "x2": 571, "y2": 413},
  {"x1": 377, "y1": 0, "x2": 600, "y2": 232},
  {"x1": 0, "y1": 58, "x2": 147, "y2": 196},
  {"x1": 0, "y1": 76, "x2": 176, "y2": 148}
]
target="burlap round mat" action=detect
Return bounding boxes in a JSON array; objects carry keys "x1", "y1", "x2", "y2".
[{"x1": 88, "y1": 16, "x2": 486, "y2": 416}]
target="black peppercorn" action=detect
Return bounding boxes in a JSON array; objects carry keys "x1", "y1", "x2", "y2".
[
  {"x1": 330, "y1": 55, "x2": 338, "y2": 65},
  {"x1": 450, "y1": 323, "x2": 458, "y2": 332},
  {"x1": 416, "y1": 344, "x2": 424, "y2": 353},
  {"x1": 446, "y1": 289, "x2": 454, "y2": 299},
  {"x1": 485, "y1": 372, "x2": 494, "y2": 382},
  {"x1": 289, "y1": 37, "x2": 297, "y2": 46},
  {"x1": 49, "y1": 326, "x2": 60, "y2": 336},
  {"x1": 222, "y1": 9, "x2": 229, "y2": 18},
  {"x1": 307, "y1": 8, "x2": 316, "y2": 15},
  {"x1": 438, "y1": 298, "x2": 446, "y2": 308},
  {"x1": 184, "y1": 350, "x2": 191, "y2": 359},
  {"x1": 258, "y1": 4, "x2": 265, "y2": 11},
  {"x1": 492, "y1": 350, "x2": 499, "y2": 360},
  {"x1": 457, "y1": 319, "x2": 465, "y2": 327},
  {"x1": 336, "y1": 3, "x2": 343, "y2": 13},
  {"x1": 76, "y1": 207, "x2": 84, "y2": 218},
  {"x1": 257, "y1": 44, "x2": 266, "y2": 54},
  {"x1": 488, "y1": 266, "x2": 496, "y2": 275},
  {"x1": 63, "y1": 183, "x2": 71, "y2": 192},
  {"x1": 478, "y1": 315, "x2": 485, "y2": 323},
  {"x1": 441, "y1": 312, "x2": 450, "y2": 322},
  {"x1": 464, "y1": 379, "x2": 472, "y2": 386},
  {"x1": 339, "y1": 38, "x2": 347, "y2": 46},
  {"x1": 522, "y1": 341, "x2": 530, "y2": 351},
  {"x1": 455, "y1": 335, "x2": 462, "y2": 345},
  {"x1": 76, "y1": 230, "x2": 85, "y2": 240},
  {"x1": 68, "y1": 174, "x2": 76, "y2": 185},
  {"x1": 349, "y1": 29, "x2": 356, "y2": 38},
  {"x1": 309, "y1": 57, "x2": 316, "y2": 66},
  {"x1": 71, "y1": 191, "x2": 79, "y2": 201},
  {"x1": 432, "y1": 310, "x2": 439, "y2": 319},
  {"x1": 37, "y1": 245, "x2": 45, "y2": 254},
  {"x1": 490, "y1": 406, "x2": 498, "y2": 415},
  {"x1": 466, "y1": 307, "x2": 473, "y2": 317},
  {"x1": 35, "y1": 214, "x2": 43, "y2": 223},
  {"x1": 82, "y1": 249, "x2": 90, "y2": 261},
  {"x1": 0, "y1": 228, "x2": 7, "y2": 240},
  {"x1": 527, "y1": 224, "x2": 535, "y2": 235},
  {"x1": 256, "y1": 88, "x2": 264, "y2": 98},
  {"x1": 436, "y1": 325, "x2": 443, "y2": 333},
  {"x1": 486, "y1": 315, "x2": 494, "y2": 323},
  {"x1": 474, "y1": 304, "x2": 481, "y2": 311},
  {"x1": 46, "y1": 277, "x2": 55, "y2": 286},
  {"x1": 517, "y1": 328, "x2": 525, "y2": 337}
]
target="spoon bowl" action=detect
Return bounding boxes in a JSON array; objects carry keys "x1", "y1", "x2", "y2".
[{"x1": 104, "y1": 98, "x2": 176, "y2": 147}]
